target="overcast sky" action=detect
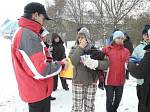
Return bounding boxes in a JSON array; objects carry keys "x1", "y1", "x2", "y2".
[{"x1": 0, "y1": 0, "x2": 54, "y2": 24}]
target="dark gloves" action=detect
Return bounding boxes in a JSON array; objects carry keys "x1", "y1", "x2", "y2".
[
  {"x1": 90, "y1": 50, "x2": 105, "y2": 60},
  {"x1": 84, "y1": 46, "x2": 105, "y2": 60}
]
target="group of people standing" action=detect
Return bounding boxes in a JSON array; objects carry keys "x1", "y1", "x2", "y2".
[
  {"x1": 69, "y1": 25, "x2": 150, "y2": 112},
  {"x1": 10, "y1": 1, "x2": 150, "y2": 112},
  {"x1": 69, "y1": 28, "x2": 130, "y2": 112}
]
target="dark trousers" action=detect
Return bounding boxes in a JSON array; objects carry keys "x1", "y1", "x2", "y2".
[
  {"x1": 125, "y1": 70, "x2": 129, "y2": 79},
  {"x1": 105, "y1": 85, "x2": 124, "y2": 112},
  {"x1": 53, "y1": 75, "x2": 68, "y2": 90},
  {"x1": 136, "y1": 84, "x2": 143, "y2": 112},
  {"x1": 28, "y1": 96, "x2": 51, "y2": 112}
]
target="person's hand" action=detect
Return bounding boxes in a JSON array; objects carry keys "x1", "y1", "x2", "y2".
[
  {"x1": 61, "y1": 58, "x2": 69, "y2": 70},
  {"x1": 79, "y1": 39, "x2": 88, "y2": 48}
]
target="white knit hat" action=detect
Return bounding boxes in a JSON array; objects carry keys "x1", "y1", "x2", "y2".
[{"x1": 113, "y1": 31, "x2": 124, "y2": 40}]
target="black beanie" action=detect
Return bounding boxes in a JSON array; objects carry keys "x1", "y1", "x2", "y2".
[{"x1": 24, "y1": 2, "x2": 50, "y2": 20}]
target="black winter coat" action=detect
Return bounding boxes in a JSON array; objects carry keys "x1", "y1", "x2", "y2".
[
  {"x1": 51, "y1": 37, "x2": 66, "y2": 61},
  {"x1": 52, "y1": 43, "x2": 66, "y2": 61},
  {"x1": 124, "y1": 38, "x2": 134, "y2": 55},
  {"x1": 128, "y1": 44, "x2": 150, "y2": 112}
]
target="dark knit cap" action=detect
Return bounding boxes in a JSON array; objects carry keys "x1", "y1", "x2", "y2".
[
  {"x1": 142, "y1": 24, "x2": 150, "y2": 35},
  {"x1": 24, "y1": 2, "x2": 50, "y2": 20}
]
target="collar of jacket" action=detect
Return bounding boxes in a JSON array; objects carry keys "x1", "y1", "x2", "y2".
[
  {"x1": 110, "y1": 43, "x2": 124, "y2": 49},
  {"x1": 18, "y1": 17, "x2": 42, "y2": 34},
  {"x1": 140, "y1": 41, "x2": 149, "y2": 45}
]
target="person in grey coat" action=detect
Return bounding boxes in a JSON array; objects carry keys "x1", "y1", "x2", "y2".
[{"x1": 69, "y1": 27, "x2": 106, "y2": 112}]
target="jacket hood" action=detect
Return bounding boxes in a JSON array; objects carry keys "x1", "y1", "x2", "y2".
[
  {"x1": 51, "y1": 33, "x2": 63, "y2": 45},
  {"x1": 18, "y1": 17, "x2": 42, "y2": 34},
  {"x1": 78, "y1": 27, "x2": 92, "y2": 44},
  {"x1": 78, "y1": 27, "x2": 93, "y2": 50}
]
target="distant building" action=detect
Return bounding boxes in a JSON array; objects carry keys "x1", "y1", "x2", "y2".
[{"x1": 0, "y1": 19, "x2": 18, "y2": 39}]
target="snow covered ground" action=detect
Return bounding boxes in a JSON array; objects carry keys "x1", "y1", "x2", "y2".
[{"x1": 0, "y1": 37, "x2": 138, "y2": 112}]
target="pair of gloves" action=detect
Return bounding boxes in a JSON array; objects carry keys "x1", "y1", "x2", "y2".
[{"x1": 80, "y1": 55, "x2": 99, "y2": 70}]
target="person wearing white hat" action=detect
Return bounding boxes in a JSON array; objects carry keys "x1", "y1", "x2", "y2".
[
  {"x1": 69, "y1": 27, "x2": 105, "y2": 112},
  {"x1": 112, "y1": 31, "x2": 124, "y2": 41},
  {"x1": 102, "y1": 30, "x2": 130, "y2": 112}
]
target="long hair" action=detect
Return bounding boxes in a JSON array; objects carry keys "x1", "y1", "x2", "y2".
[{"x1": 51, "y1": 33, "x2": 63, "y2": 44}]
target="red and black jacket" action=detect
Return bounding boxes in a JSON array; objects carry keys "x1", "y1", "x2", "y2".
[{"x1": 11, "y1": 17, "x2": 62, "y2": 103}]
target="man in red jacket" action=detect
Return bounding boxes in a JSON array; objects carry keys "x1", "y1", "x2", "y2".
[{"x1": 11, "y1": 2, "x2": 67, "y2": 112}]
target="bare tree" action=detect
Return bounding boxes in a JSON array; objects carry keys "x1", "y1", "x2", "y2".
[
  {"x1": 88, "y1": 0, "x2": 107, "y2": 36},
  {"x1": 45, "y1": 0, "x2": 66, "y2": 33},
  {"x1": 89, "y1": 0, "x2": 104, "y2": 24},
  {"x1": 65, "y1": 0, "x2": 86, "y2": 26},
  {"x1": 102, "y1": 0, "x2": 141, "y2": 28}
]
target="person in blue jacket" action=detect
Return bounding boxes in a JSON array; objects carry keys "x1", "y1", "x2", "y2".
[{"x1": 131, "y1": 25, "x2": 150, "y2": 112}]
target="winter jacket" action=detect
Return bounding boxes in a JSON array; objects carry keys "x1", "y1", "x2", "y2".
[
  {"x1": 132, "y1": 41, "x2": 148, "y2": 60},
  {"x1": 51, "y1": 36, "x2": 66, "y2": 61},
  {"x1": 69, "y1": 46, "x2": 105, "y2": 85},
  {"x1": 128, "y1": 44, "x2": 150, "y2": 112},
  {"x1": 124, "y1": 37, "x2": 134, "y2": 54},
  {"x1": 132, "y1": 41, "x2": 148, "y2": 85},
  {"x1": 102, "y1": 44, "x2": 130, "y2": 86},
  {"x1": 11, "y1": 17, "x2": 62, "y2": 103}
]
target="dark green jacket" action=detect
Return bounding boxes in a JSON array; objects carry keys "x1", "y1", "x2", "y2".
[{"x1": 69, "y1": 46, "x2": 101, "y2": 85}]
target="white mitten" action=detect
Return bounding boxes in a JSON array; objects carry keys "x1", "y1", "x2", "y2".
[{"x1": 81, "y1": 55, "x2": 98, "y2": 70}]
